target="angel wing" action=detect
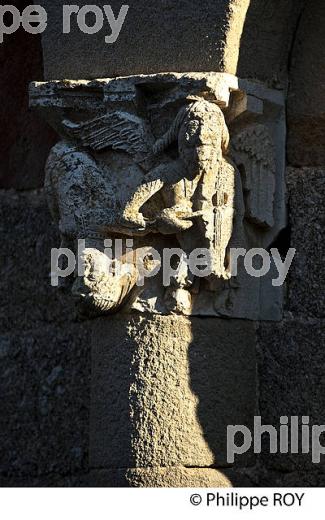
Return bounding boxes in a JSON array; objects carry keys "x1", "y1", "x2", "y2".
[
  {"x1": 62, "y1": 111, "x2": 155, "y2": 167},
  {"x1": 230, "y1": 124, "x2": 276, "y2": 229}
]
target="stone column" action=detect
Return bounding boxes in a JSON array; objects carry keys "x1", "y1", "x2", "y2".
[
  {"x1": 31, "y1": 2, "x2": 286, "y2": 487},
  {"x1": 89, "y1": 315, "x2": 256, "y2": 486}
]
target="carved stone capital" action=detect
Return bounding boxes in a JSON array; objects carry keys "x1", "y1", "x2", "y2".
[{"x1": 30, "y1": 72, "x2": 286, "y2": 320}]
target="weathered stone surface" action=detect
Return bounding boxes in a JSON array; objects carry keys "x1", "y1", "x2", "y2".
[
  {"x1": 87, "y1": 468, "x2": 232, "y2": 488},
  {"x1": 0, "y1": 190, "x2": 77, "y2": 332},
  {"x1": 258, "y1": 467, "x2": 325, "y2": 487},
  {"x1": 287, "y1": 168, "x2": 325, "y2": 318},
  {"x1": 237, "y1": 0, "x2": 303, "y2": 85},
  {"x1": 0, "y1": 3, "x2": 56, "y2": 189},
  {"x1": 287, "y1": 0, "x2": 325, "y2": 166},
  {"x1": 39, "y1": 0, "x2": 243, "y2": 80},
  {"x1": 0, "y1": 466, "x2": 258, "y2": 487},
  {"x1": 257, "y1": 316, "x2": 325, "y2": 473},
  {"x1": 258, "y1": 159, "x2": 325, "y2": 487},
  {"x1": 0, "y1": 323, "x2": 91, "y2": 483},
  {"x1": 0, "y1": 190, "x2": 92, "y2": 485},
  {"x1": 91, "y1": 315, "x2": 256, "y2": 474}
]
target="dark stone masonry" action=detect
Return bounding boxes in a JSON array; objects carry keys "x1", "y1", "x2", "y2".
[{"x1": 0, "y1": 0, "x2": 324, "y2": 487}]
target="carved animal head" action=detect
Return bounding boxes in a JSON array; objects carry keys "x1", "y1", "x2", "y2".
[{"x1": 71, "y1": 248, "x2": 137, "y2": 317}]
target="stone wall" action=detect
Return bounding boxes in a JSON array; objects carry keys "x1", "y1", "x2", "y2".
[
  {"x1": 257, "y1": 167, "x2": 325, "y2": 486},
  {"x1": 255, "y1": 0, "x2": 325, "y2": 486},
  {"x1": 0, "y1": 191, "x2": 91, "y2": 486},
  {"x1": 0, "y1": 0, "x2": 324, "y2": 486},
  {"x1": 0, "y1": 0, "x2": 56, "y2": 189}
]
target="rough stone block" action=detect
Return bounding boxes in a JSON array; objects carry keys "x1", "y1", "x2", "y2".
[
  {"x1": 0, "y1": 190, "x2": 93, "y2": 485},
  {"x1": 91, "y1": 315, "x2": 257, "y2": 474},
  {"x1": 87, "y1": 467, "x2": 232, "y2": 488},
  {"x1": 287, "y1": 168, "x2": 325, "y2": 318},
  {"x1": 0, "y1": 190, "x2": 77, "y2": 333},
  {"x1": 257, "y1": 316, "x2": 325, "y2": 473},
  {"x1": 0, "y1": 324, "x2": 91, "y2": 483},
  {"x1": 39, "y1": 0, "x2": 231, "y2": 80}
]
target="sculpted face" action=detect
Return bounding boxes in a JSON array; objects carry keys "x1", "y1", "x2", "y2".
[{"x1": 178, "y1": 102, "x2": 227, "y2": 177}]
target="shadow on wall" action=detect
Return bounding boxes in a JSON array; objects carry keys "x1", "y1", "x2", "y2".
[
  {"x1": 236, "y1": 0, "x2": 304, "y2": 85},
  {"x1": 187, "y1": 318, "x2": 257, "y2": 484},
  {"x1": 287, "y1": 0, "x2": 325, "y2": 166},
  {"x1": 0, "y1": 0, "x2": 57, "y2": 190}
]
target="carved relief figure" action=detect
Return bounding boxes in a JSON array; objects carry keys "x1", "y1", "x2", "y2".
[{"x1": 43, "y1": 80, "x2": 278, "y2": 318}]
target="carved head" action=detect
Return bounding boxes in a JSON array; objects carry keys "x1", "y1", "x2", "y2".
[{"x1": 178, "y1": 100, "x2": 229, "y2": 178}]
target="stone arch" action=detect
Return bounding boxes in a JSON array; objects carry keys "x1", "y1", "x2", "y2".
[{"x1": 236, "y1": 0, "x2": 304, "y2": 84}]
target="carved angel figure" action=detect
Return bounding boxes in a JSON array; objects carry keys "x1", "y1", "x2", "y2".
[{"x1": 45, "y1": 95, "x2": 276, "y2": 316}]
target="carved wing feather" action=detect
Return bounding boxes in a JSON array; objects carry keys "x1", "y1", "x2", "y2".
[
  {"x1": 230, "y1": 124, "x2": 276, "y2": 228},
  {"x1": 63, "y1": 112, "x2": 155, "y2": 165}
]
